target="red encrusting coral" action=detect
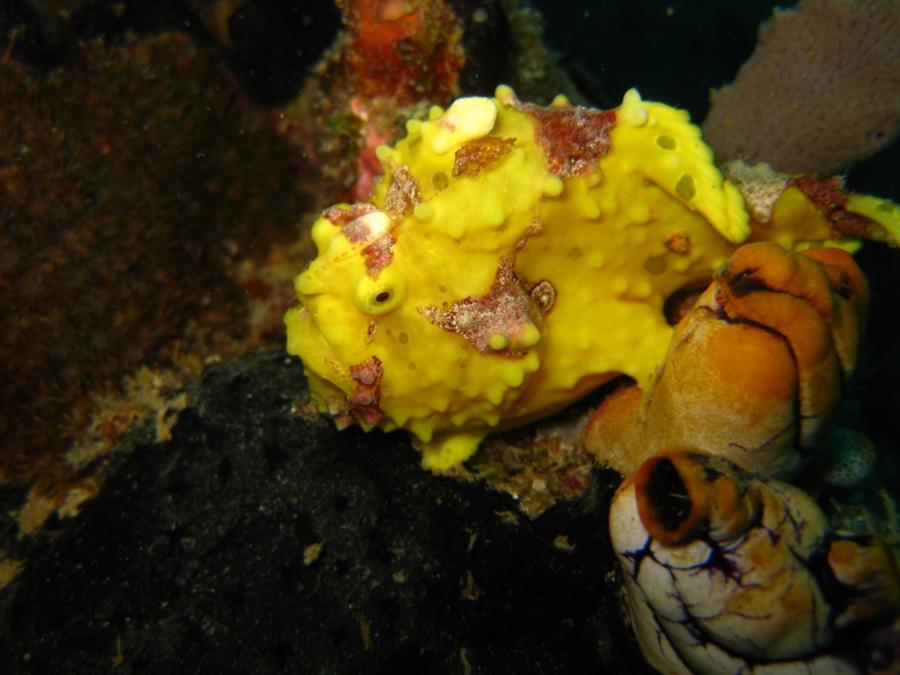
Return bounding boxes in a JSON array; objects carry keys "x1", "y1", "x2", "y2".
[{"x1": 338, "y1": 0, "x2": 466, "y2": 105}]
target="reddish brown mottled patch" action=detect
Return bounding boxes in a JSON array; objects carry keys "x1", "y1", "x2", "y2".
[
  {"x1": 453, "y1": 137, "x2": 516, "y2": 177},
  {"x1": 324, "y1": 203, "x2": 377, "y2": 228},
  {"x1": 341, "y1": 216, "x2": 382, "y2": 244},
  {"x1": 788, "y1": 175, "x2": 879, "y2": 239},
  {"x1": 362, "y1": 233, "x2": 396, "y2": 279},
  {"x1": 383, "y1": 165, "x2": 421, "y2": 217},
  {"x1": 334, "y1": 206, "x2": 396, "y2": 278},
  {"x1": 348, "y1": 355, "x2": 384, "y2": 426},
  {"x1": 419, "y1": 257, "x2": 540, "y2": 354},
  {"x1": 472, "y1": 425, "x2": 595, "y2": 517},
  {"x1": 664, "y1": 231, "x2": 691, "y2": 254},
  {"x1": 790, "y1": 175, "x2": 848, "y2": 210},
  {"x1": 523, "y1": 105, "x2": 616, "y2": 177}
]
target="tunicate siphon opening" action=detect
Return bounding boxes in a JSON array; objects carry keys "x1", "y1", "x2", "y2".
[
  {"x1": 663, "y1": 281, "x2": 709, "y2": 325},
  {"x1": 644, "y1": 458, "x2": 692, "y2": 534}
]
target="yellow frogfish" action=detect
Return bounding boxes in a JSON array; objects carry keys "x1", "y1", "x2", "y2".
[{"x1": 284, "y1": 86, "x2": 900, "y2": 471}]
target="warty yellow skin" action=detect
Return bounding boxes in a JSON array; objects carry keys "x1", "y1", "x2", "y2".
[{"x1": 284, "y1": 86, "x2": 893, "y2": 471}]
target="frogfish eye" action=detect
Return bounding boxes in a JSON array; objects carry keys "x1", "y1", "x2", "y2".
[{"x1": 353, "y1": 272, "x2": 406, "y2": 315}]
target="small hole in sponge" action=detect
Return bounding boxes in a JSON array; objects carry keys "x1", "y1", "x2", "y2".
[{"x1": 675, "y1": 174, "x2": 695, "y2": 200}]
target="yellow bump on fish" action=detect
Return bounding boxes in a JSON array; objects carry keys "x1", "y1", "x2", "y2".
[{"x1": 429, "y1": 96, "x2": 498, "y2": 155}]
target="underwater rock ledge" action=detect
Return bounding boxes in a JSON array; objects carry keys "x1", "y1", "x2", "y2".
[{"x1": 0, "y1": 350, "x2": 647, "y2": 674}]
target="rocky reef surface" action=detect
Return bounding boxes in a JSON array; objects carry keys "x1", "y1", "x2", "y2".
[{"x1": 0, "y1": 350, "x2": 648, "y2": 673}]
